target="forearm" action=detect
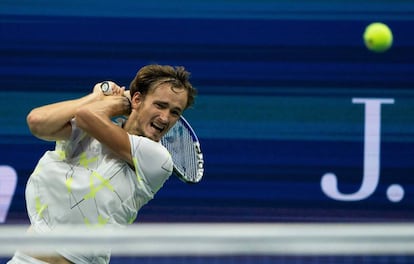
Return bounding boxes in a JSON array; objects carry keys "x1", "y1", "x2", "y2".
[
  {"x1": 27, "y1": 93, "x2": 100, "y2": 141},
  {"x1": 75, "y1": 96, "x2": 132, "y2": 162}
]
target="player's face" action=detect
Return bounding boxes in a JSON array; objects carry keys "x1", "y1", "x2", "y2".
[{"x1": 134, "y1": 83, "x2": 188, "y2": 142}]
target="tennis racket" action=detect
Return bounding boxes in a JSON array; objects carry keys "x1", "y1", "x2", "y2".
[
  {"x1": 161, "y1": 116, "x2": 204, "y2": 183},
  {"x1": 101, "y1": 81, "x2": 204, "y2": 183}
]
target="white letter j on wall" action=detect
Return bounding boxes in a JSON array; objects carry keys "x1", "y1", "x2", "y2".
[{"x1": 321, "y1": 98, "x2": 395, "y2": 202}]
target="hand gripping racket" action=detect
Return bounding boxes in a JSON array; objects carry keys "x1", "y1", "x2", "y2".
[
  {"x1": 101, "y1": 81, "x2": 204, "y2": 183},
  {"x1": 160, "y1": 116, "x2": 204, "y2": 183}
]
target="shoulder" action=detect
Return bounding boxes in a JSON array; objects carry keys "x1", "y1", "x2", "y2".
[
  {"x1": 128, "y1": 135, "x2": 173, "y2": 191},
  {"x1": 128, "y1": 135, "x2": 171, "y2": 160}
]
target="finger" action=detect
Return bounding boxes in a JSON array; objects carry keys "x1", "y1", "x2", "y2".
[
  {"x1": 112, "y1": 86, "x2": 124, "y2": 96},
  {"x1": 116, "y1": 87, "x2": 126, "y2": 96},
  {"x1": 123, "y1": 90, "x2": 131, "y2": 101}
]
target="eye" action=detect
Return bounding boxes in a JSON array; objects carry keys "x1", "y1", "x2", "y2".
[
  {"x1": 155, "y1": 102, "x2": 165, "y2": 109},
  {"x1": 171, "y1": 110, "x2": 181, "y2": 117}
]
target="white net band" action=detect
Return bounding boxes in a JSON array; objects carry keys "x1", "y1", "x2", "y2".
[{"x1": 0, "y1": 223, "x2": 413, "y2": 256}]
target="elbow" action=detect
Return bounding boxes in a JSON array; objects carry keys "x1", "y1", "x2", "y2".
[{"x1": 26, "y1": 110, "x2": 46, "y2": 138}]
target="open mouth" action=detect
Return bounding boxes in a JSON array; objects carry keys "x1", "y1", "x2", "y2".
[{"x1": 151, "y1": 122, "x2": 166, "y2": 133}]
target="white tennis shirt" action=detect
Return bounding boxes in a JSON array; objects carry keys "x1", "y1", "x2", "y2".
[{"x1": 25, "y1": 119, "x2": 173, "y2": 263}]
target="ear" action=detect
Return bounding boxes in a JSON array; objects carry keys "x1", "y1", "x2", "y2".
[{"x1": 131, "y1": 92, "x2": 143, "y2": 107}]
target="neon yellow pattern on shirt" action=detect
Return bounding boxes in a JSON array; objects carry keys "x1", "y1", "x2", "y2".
[
  {"x1": 128, "y1": 216, "x2": 136, "y2": 224},
  {"x1": 56, "y1": 149, "x2": 66, "y2": 160},
  {"x1": 79, "y1": 152, "x2": 98, "y2": 168},
  {"x1": 65, "y1": 177, "x2": 73, "y2": 193},
  {"x1": 83, "y1": 171, "x2": 114, "y2": 200},
  {"x1": 132, "y1": 157, "x2": 143, "y2": 183},
  {"x1": 35, "y1": 196, "x2": 47, "y2": 219},
  {"x1": 84, "y1": 215, "x2": 109, "y2": 227}
]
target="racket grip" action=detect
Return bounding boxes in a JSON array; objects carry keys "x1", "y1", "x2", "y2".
[{"x1": 100, "y1": 81, "x2": 113, "y2": 95}]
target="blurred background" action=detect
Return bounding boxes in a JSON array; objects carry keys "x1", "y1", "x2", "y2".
[{"x1": 1, "y1": 0, "x2": 414, "y2": 225}]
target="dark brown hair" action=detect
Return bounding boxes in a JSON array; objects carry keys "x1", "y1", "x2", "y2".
[{"x1": 129, "y1": 64, "x2": 196, "y2": 109}]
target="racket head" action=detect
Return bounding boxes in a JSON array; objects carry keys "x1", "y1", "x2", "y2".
[{"x1": 161, "y1": 116, "x2": 204, "y2": 183}]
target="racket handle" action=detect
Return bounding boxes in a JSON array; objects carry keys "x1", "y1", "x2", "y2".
[{"x1": 100, "y1": 81, "x2": 113, "y2": 95}]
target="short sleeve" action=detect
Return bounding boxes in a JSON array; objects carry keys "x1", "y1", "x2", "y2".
[
  {"x1": 54, "y1": 118, "x2": 88, "y2": 159},
  {"x1": 128, "y1": 135, "x2": 173, "y2": 193}
]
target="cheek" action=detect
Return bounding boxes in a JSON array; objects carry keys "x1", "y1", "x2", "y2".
[
  {"x1": 170, "y1": 117, "x2": 180, "y2": 126},
  {"x1": 138, "y1": 105, "x2": 155, "y2": 117}
]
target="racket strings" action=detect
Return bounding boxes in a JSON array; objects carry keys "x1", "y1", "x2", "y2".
[{"x1": 161, "y1": 122, "x2": 200, "y2": 182}]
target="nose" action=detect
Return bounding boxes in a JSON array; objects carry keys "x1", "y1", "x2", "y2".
[{"x1": 158, "y1": 109, "x2": 170, "y2": 123}]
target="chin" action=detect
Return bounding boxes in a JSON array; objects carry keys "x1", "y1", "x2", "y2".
[{"x1": 148, "y1": 134, "x2": 161, "y2": 142}]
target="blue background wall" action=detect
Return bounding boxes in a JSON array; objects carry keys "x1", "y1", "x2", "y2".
[{"x1": 1, "y1": 0, "x2": 414, "y2": 224}]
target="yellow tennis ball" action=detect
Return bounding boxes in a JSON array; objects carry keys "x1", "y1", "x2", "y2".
[{"x1": 363, "y1": 22, "x2": 393, "y2": 53}]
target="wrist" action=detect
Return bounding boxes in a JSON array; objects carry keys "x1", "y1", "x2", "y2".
[{"x1": 123, "y1": 97, "x2": 132, "y2": 115}]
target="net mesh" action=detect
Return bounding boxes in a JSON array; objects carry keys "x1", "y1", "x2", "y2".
[{"x1": 0, "y1": 223, "x2": 413, "y2": 264}]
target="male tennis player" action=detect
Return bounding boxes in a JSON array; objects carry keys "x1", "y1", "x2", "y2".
[{"x1": 8, "y1": 65, "x2": 196, "y2": 264}]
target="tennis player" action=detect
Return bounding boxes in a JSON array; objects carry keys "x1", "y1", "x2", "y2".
[{"x1": 8, "y1": 64, "x2": 197, "y2": 264}]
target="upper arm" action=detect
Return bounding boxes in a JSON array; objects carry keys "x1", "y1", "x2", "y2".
[
  {"x1": 26, "y1": 93, "x2": 99, "y2": 141},
  {"x1": 130, "y1": 136, "x2": 173, "y2": 192},
  {"x1": 27, "y1": 110, "x2": 72, "y2": 141}
]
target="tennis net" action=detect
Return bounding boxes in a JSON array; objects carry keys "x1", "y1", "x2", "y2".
[{"x1": 0, "y1": 223, "x2": 413, "y2": 263}]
